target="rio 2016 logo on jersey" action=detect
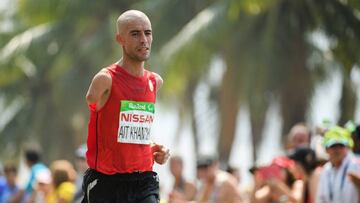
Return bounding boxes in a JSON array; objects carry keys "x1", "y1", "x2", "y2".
[{"x1": 117, "y1": 100, "x2": 155, "y2": 145}]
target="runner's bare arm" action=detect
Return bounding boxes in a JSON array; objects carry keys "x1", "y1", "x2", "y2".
[
  {"x1": 86, "y1": 70, "x2": 112, "y2": 106},
  {"x1": 153, "y1": 72, "x2": 163, "y2": 92}
]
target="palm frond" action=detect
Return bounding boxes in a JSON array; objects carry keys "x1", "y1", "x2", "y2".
[
  {"x1": 0, "y1": 23, "x2": 52, "y2": 63},
  {"x1": 160, "y1": 3, "x2": 224, "y2": 62}
]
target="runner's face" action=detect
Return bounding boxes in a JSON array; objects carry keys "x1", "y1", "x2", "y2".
[{"x1": 120, "y1": 17, "x2": 152, "y2": 62}]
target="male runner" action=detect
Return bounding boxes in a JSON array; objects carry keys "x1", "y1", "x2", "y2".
[{"x1": 83, "y1": 10, "x2": 170, "y2": 203}]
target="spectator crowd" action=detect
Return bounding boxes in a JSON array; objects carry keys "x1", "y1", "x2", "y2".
[
  {"x1": 166, "y1": 122, "x2": 360, "y2": 203},
  {"x1": 1, "y1": 122, "x2": 360, "y2": 203}
]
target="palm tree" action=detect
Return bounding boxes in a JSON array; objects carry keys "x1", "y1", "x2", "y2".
[
  {"x1": 314, "y1": 0, "x2": 360, "y2": 125},
  {"x1": 158, "y1": 0, "x2": 360, "y2": 164},
  {"x1": 0, "y1": 0, "x2": 137, "y2": 161}
]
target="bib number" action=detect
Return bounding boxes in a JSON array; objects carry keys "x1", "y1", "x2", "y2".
[{"x1": 117, "y1": 100, "x2": 155, "y2": 145}]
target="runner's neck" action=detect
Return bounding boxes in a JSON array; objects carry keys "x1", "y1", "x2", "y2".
[{"x1": 116, "y1": 59, "x2": 145, "y2": 77}]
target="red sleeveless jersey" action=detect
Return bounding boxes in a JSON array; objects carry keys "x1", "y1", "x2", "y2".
[{"x1": 86, "y1": 64, "x2": 157, "y2": 174}]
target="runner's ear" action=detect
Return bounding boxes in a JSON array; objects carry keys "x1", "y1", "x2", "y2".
[{"x1": 116, "y1": 33, "x2": 124, "y2": 45}]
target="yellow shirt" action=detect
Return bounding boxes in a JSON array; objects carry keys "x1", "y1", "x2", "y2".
[{"x1": 47, "y1": 181, "x2": 76, "y2": 203}]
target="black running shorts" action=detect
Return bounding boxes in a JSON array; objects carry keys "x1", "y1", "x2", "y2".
[{"x1": 81, "y1": 169, "x2": 160, "y2": 203}]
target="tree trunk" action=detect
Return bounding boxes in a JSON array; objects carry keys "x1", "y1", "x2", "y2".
[
  {"x1": 173, "y1": 80, "x2": 200, "y2": 156},
  {"x1": 280, "y1": 33, "x2": 311, "y2": 145},
  {"x1": 338, "y1": 73, "x2": 356, "y2": 125},
  {"x1": 217, "y1": 61, "x2": 240, "y2": 164},
  {"x1": 187, "y1": 81, "x2": 200, "y2": 155},
  {"x1": 249, "y1": 97, "x2": 268, "y2": 162}
]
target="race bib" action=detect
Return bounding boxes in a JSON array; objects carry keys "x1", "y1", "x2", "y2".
[{"x1": 117, "y1": 100, "x2": 155, "y2": 144}]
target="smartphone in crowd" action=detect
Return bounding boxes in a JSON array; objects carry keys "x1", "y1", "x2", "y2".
[{"x1": 257, "y1": 164, "x2": 282, "y2": 181}]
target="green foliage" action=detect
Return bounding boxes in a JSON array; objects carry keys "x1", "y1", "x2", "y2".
[
  {"x1": 17, "y1": 0, "x2": 70, "y2": 25},
  {"x1": 0, "y1": 0, "x2": 359, "y2": 163},
  {"x1": 0, "y1": 0, "x2": 132, "y2": 161},
  {"x1": 158, "y1": 0, "x2": 360, "y2": 161}
]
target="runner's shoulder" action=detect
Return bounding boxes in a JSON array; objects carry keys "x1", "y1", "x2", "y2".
[
  {"x1": 150, "y1": 72, "x2": 163, "y2": 91},
  {"x1": 97, "y1": 68, "x2": 111, "y2": 79},
  {"x1": 99, "y1": 67, "x2": 111, "y2": 76},
  {"x1": 92, "y1": 68, "x2": 112, "y2": 86}
]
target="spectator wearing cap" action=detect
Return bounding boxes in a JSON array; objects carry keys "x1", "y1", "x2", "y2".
[
  {"x1": 169, "y1": 155, "x2": 241, "y2": 203},
  {"x1": 28, "y1": 169, "x2": 52, "y2": 203},
  {"x1": 288, "y1": 147, "x2": 322, "y2": 203},
  {"x1": 316, "y1": 126, "x2": 360, "y2": 203},
  {"x1": 72, "y1": 144, "x2": 88, "y2": 203},
  {"x1": 250, "y1": 156, "x2": 302, "y2": 203}
]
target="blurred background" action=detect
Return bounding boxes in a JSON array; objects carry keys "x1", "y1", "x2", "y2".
[{"x1": 0, "y1": 0, "x2": 360, "y2": 197}]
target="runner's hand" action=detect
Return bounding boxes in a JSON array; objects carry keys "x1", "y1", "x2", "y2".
[{"x1": 151, "y1": 143, "x2": 170, "y2": 165}]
